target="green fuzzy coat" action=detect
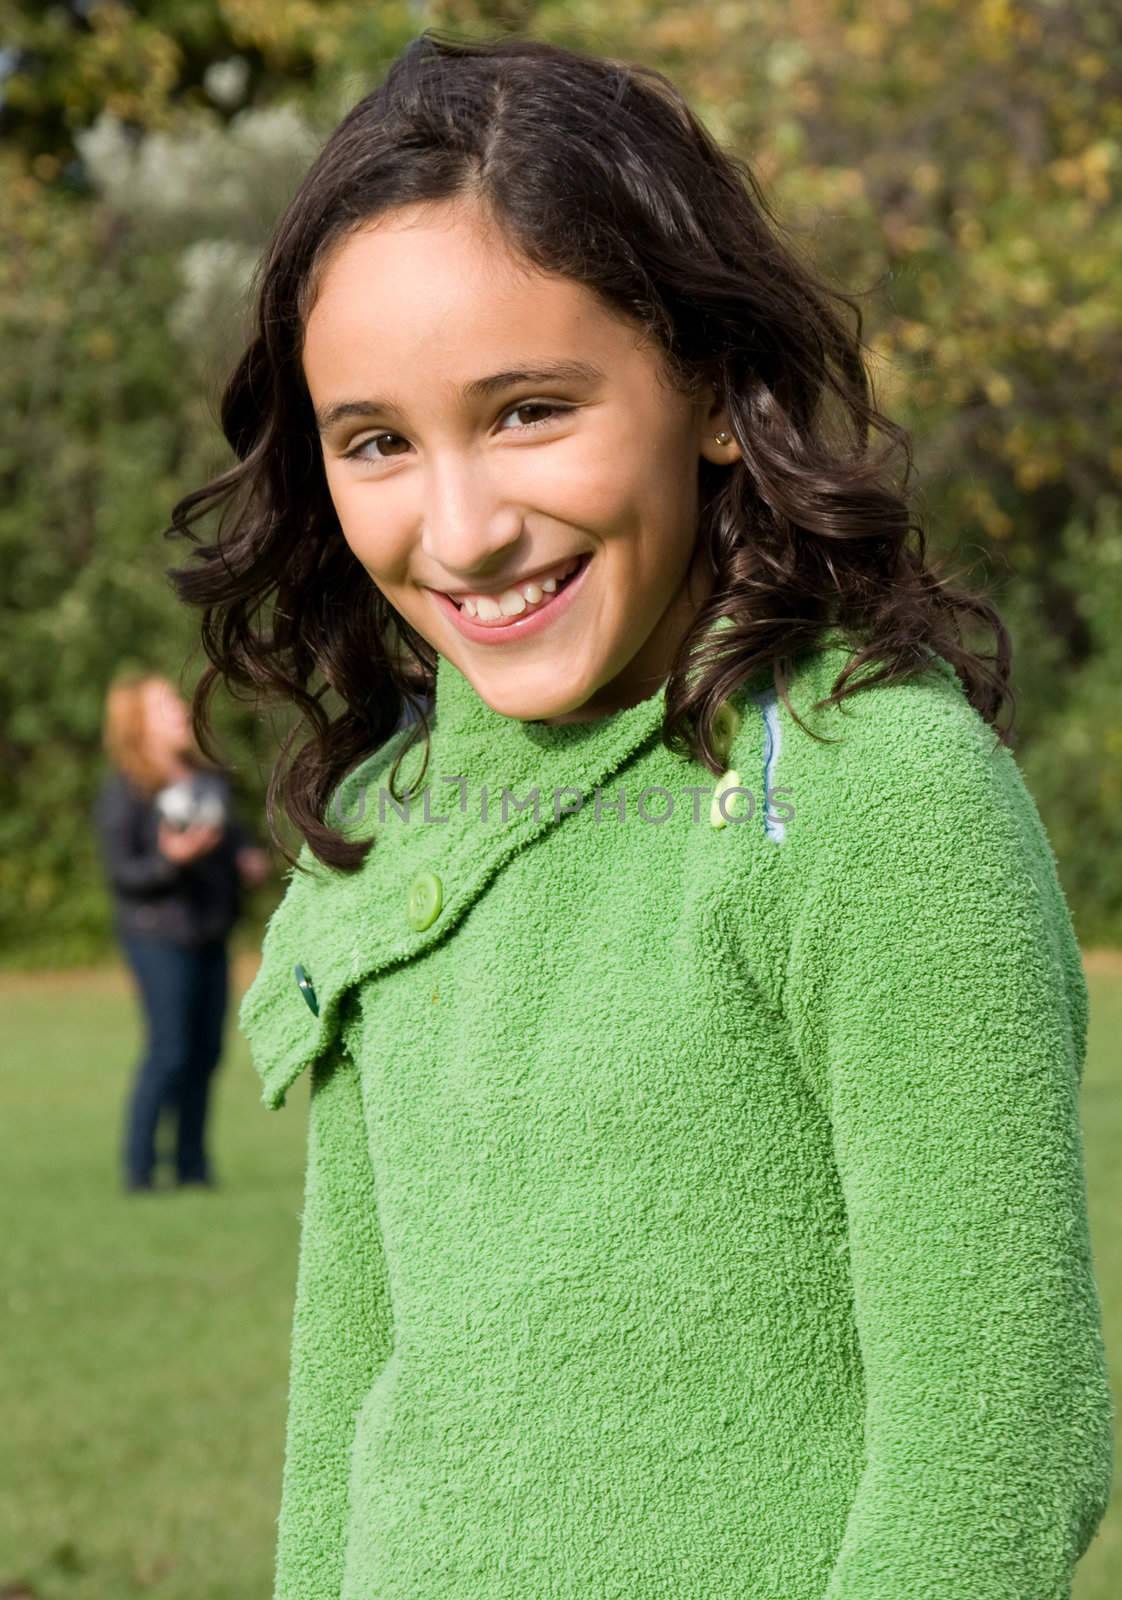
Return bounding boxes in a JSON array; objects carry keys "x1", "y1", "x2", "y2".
[{"x1": 240, "y1": 637, "x2": 1114, "y2": 1600}]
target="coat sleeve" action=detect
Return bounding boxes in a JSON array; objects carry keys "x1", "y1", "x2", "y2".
[
  {"x1": 92, "y1": 776, "x2": 182, "y2": 896},
  {"x1": 226, "y1": 814, "x2": 254, "y2": 853},
  {"x1": 273, "y1": 1043, "x2": 395, "y2": 1600},
  {"x1": 780, "y1": 705, "x2": 1114, "y2": 1598},
  {"x1": 219, "y1": 774, "x2": 259, "y2": 854}
]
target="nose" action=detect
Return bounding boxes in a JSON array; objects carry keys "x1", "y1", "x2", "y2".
[{"x1": 418, "y1": 455, "x2": 525, "y2": 584}]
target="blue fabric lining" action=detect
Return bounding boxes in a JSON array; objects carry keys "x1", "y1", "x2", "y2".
[{"x1": 753, "y1": 689, "x2": 787, "y2": 844}]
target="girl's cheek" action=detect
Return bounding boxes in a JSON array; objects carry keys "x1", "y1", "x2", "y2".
[
  {"x1": 545, "y1": 445, "x2": 644, "y2": 534},
  {"x1": 326, "y1": 482, "x2": 399, "y2": 573}
]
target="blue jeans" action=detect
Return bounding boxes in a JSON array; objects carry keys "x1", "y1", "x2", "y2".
[{"x1": 120, "y1": 934, "x2": 229, "y2": 1186}]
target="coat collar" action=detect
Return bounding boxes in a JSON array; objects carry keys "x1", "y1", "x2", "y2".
[
  {"x1": 237, "y1": 631, "x2": 895, "y2": 1111},
  {"x1": 239, "y1": 650, "x2": 723, "y2": 1109}
]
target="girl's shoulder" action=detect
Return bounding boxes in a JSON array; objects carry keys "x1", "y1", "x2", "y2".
[
  {"x1": 93, "y1": 765, "x2": 146, "y2": 821},
  {"x1": 717, "y1": 634, "x2": 1062, "y2": 941},
  {"x1": 720, "y1": 637, "x2": 1084, "y2": 1065},
  {"x1": 326, "y1": 719, "x2": 429, "y2": 841},
  {"x1": 722, "y1": 634, "x2": 1013, "y2": 841}
]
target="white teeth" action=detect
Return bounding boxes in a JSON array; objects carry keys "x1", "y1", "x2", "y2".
[{"x1": 454, "y1": 556, "x2": 582, "y2": 620}]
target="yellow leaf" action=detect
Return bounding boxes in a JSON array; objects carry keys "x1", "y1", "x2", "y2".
[{"x1": 984, "y1": 373, "x2": 1014, "y2": 407}]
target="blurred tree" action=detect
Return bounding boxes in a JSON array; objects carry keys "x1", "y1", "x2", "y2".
[
  {"x1": 0, "y1": 0, "x2": 387, "y2": 159},
  {"x1": 0, "y1": 1, "x2": 425, "y2": 964},
  {"x1": 2, "y1": 0, "x2": 1119, "y2": 963}
]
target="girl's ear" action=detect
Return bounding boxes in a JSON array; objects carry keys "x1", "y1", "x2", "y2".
[{"x1": 697, "y1": 386, "x2": 741, "y2": 466}]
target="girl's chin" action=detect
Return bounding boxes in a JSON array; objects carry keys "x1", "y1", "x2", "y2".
[{"x1": 461, "y1": 665, "x2": 595, "y2": 724}]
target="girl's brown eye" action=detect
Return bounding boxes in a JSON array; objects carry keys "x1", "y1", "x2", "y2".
[
  {"x1": 344, "y1": 433, "x2": 407, "y2": 462},
  {"x1": 501, "y1": 402, "x2": 568, "y2": 431}
]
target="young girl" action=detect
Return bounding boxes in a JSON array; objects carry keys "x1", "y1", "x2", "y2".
[{"x1": 167, "y1": 32, "x2": 1113, "y2": 1600}]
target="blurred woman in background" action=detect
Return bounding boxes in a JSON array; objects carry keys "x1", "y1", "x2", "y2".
[{"x1": 93, "y1": 672, "x2": 271, "y2": 1194}]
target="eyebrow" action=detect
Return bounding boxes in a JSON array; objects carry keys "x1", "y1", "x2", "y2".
[{"x1": 313, "y1": 360, "x2": 607, "y2": 434}]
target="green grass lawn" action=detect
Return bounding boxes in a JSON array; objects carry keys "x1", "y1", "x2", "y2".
[{"x1": 1, "y1": 956, "x2": 1119, "y2": 1598}]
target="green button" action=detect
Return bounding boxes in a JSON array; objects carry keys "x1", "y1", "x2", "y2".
[
  {"x1": 406, "y1": 870, "x2": 443, "y2": 931},
  {"x1": 711, "y1": 698, "x2": 742, "y2": 766},
  {"x1": 710, "y1": 768, "x2": 746, "y2": 829},
  {"x1": 293, "y1": 962, "x2": 319, "y2": 1016}
]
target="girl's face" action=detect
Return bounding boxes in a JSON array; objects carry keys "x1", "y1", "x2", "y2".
[{"x1": 302, "y1": 196, "x2": 740, "y2": 725}]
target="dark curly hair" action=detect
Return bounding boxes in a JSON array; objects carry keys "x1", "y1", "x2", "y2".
[{"x1": 166, "y1": 28, "x2": 1014, "y2": 873}]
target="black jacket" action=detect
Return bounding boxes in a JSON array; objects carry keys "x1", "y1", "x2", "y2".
[{"x1": 93, "y1": 766, "x2": 257, "y2": 947}]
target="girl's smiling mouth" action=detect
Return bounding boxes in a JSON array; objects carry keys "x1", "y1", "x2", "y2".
[{"x1": 429, "y1": 552, "x2": 592, "y2": 644}]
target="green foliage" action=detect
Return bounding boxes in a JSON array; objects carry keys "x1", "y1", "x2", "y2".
[
  {"x1": 1012, "y1": 498, "x2": 1122, "y2": 946},
  {"x1": 2, "y1": 0, "x2": 1120, "y2": 964}
]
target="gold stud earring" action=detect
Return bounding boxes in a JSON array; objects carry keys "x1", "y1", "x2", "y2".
[{"x1": 714, "y1": 430, "x2": 732, "y2": 446}]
